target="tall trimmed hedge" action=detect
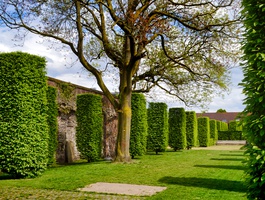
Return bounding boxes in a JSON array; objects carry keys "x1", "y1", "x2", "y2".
[
  {"x1": 210, "y1": 119, "x2": 218, "y2": 145},
  {"x1": 130, "y1": 93, "x2": 148, "y2": 159},
  {"x1": 46, "y1": 86, "x2": 58, "y2": 165},
  {"x1": 197, "y1": 117, "x2": 210, "y2": 147},
  {"x1": 76, "y1": 94, "x2": 103, "y2": 162},
  {"x1": 147, "y1": 102, "x2": 168, "y2": 154},
  {"x1": 168, "y1": 108, "x2": 186, "y2": 150},
  {"x1": 0, "y1": 52, "x2": 49, "y2": 178},
  {"x1": 186, "y1": 111, "x2": 198, "y2": 147},
  {"x1": 241, "y1": 1, "x2": 265, "y2": 198}
]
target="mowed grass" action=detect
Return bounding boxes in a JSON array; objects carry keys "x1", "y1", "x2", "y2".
[{"x1": 0, "y1": 147, "x2": 247, "y2": 200}]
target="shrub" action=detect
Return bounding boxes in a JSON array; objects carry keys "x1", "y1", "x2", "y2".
[
  {"x1": 76, "y1": 94, "x2": 103, "y2": 162},
  {"x1": 168, "y1": 108, "x2": 186, "y2": 150},
  {"x1": 186, "y1": 111, "x2": 198, "y2": 147},
  {"x1": 197, "y1": 117, "x2": 210, "y2": 147},
  {"x1": 210, "y1": 120, "x2": 218, "y2": 145},
  {"x1": 130, "y1": 93, "x2": 148, "y2": 159},
  {"x1": 147, "y1": 102, "x2": 168, "y2": 154},
  {"x1": 0, "y1": 52, "x2": 49, "y2": 178},
  {"x1": 46, "y1": 86, "x2": 58, "y2": 165},
  {"x1": 218, "y1": 131, "x2": 243, "y2": 140}
]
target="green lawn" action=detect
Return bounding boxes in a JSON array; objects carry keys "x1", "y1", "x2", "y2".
[{"x1": 0, "y1": 148, "x2": 247, "y2": 199}]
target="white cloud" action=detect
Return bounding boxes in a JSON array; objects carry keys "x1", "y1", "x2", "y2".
[{"x1": 0, "y1": 27, "x2": 245, "y2": 113}]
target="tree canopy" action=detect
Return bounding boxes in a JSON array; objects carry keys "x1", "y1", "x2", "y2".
[
  {"x1": 0, "y1": 0, "x2": 242, "y2": 161},
  {"x1": 216, "y1": 108, "x2": 227, "y2": 113}
]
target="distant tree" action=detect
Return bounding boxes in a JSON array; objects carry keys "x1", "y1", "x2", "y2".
[
  {"x1": 217, "y1": 109, "x2": 227, "y2": 113},
  {"x1": 0, "y1": 0, "x2": 242, "y2": 162},
  {"x1": 241, "y1": 1, "x2": 265, "y2": 199}
]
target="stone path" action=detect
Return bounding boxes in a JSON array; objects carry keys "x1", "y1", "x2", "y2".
[{"x1": 79, "y1": 182, "x2": 167, "y2": 196}]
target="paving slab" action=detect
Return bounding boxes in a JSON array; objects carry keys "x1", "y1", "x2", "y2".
[
  {"x1": 192, "y1": 145, "x2": 244, "y2": 151},
  {"x1": 79, "y1": 182, "x2": 167, "y2": 196}
]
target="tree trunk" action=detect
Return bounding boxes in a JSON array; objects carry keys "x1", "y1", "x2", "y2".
[
  {"x1": 115, "y1": 89, "x2": 132, "y2": 162},
  {"x1": 114, "y1": 35, "x2": 138, "y2": 162}
]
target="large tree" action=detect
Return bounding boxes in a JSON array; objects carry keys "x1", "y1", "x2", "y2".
[{"x1": 0, "y1": 0, "x2": 241, "y2": 162}]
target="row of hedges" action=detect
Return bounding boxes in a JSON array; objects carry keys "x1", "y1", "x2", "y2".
[
  {"x1": 147, "y1": 104, "x2": 245, "y2": 152},
  {"x1": 0, "y1": 52, "x2": 244, "y2": 174}
]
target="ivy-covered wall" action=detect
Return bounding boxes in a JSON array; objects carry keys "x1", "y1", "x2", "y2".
[
  {"x1": 46, "y1": 86, "x2": 58, "y2": 165},
  {"x1": 47, "y1": 77, "x2": 118, "y2": 163}
]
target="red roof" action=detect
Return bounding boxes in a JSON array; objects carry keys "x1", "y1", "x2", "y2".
[{"x1": 196, "y1": 112, "x2": 241, "y2": 123}]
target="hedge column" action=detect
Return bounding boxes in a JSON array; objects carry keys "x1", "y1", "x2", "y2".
[
  {"x1": 169, "y1": 108, "x2": 186, "y2": 150},
  {"x1": 197, "y1": 117, "x2": 210, "y2": 147},
  {"x1": 186, "y1": 111, "x2": 198, "y2": 148},
  {"x1": 0, "y1": 52, "x2": 49, "y2": 178},
  {"x1": 130, "y1": 93, "x2": 148, "y2": 159},
  {"x1": 210, "y1": 120, "x2": 218, "y2": 145},
  {"x1": 147, "y1": 102, "x2": 168, "y2": 154},
  {"x1": 76, "y1": 94, "x2": 103, "y2": 162}
]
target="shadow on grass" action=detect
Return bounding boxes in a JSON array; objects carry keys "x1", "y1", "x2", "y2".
[
  {"x1": 194, "y1": 164, "x2": 246, "y2": 170},
  {"x1": 219, "y1": 154, "x2": 244, "y2": 157},
  {"x1": 0, "y1": 173, "x2": 14, "y2": 180},
  {"x1": 210, "y1": 158, "x2": 244, "y2": 161},
  {"x1": 229, "y1": 151, "x2": 245, "y2": 153},
  {"x1": 145, "y1": 152, "x2": 165, "y2": 156},
  {"x1": 159, "y1": 176, "x2": 246, "y2": 193}
]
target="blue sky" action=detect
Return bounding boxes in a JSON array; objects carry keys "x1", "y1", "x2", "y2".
[{"x1": 0, "y1": 28, "x2": 245, "y2": 113}]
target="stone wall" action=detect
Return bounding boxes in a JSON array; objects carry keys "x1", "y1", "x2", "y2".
[{"x1": 47, "y1": 77, "x2": 118, "y2": 163}]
